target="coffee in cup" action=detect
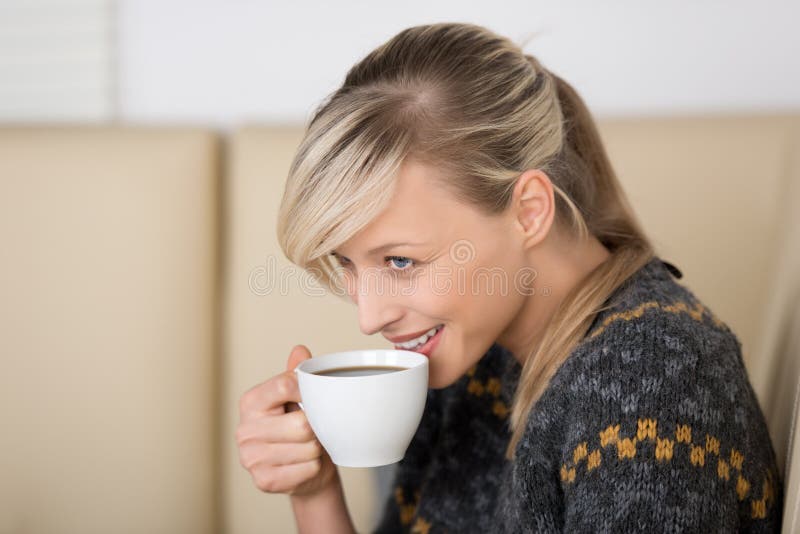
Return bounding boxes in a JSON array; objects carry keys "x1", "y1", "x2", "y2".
[{"x1": 312, "y1": 365, "x2": 408, "y2": 377}]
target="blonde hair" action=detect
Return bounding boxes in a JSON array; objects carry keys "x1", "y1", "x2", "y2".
[{"x1": 277, "y1": 22, "x2": 656, "y2": 460}]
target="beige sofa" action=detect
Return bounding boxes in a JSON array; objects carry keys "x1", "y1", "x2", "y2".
[{"x1": 1, "y1": 114, "x2": 799, "y2": 533}]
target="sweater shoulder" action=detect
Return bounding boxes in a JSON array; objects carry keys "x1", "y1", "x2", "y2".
[
  {"x1": 532, "y1": 258, "x2": 783, "y2": 527},
  {"x1": 569, "y1": 255, "x2": 744, "y2": 376},
  {"x1": 552, "y1": 256, "x2": 762, "y2": 437}
]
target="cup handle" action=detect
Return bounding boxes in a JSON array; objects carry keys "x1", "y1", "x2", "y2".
[{"x1": 293, "y1": 368, "x2": 304, "y2": 411}]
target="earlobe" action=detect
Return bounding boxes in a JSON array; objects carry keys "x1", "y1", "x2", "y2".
[{"x1": 522, "y1": 220, "x2": 543, "y2": 251}]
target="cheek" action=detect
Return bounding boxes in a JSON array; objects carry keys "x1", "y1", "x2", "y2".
[
  {"x1": 414, "y1": 267, "x2": 471, "y2": 314},
  {"x1": 413, "y1": 258, "x2": 518, "y2": 330},
  {"x1": 409, "y1": 277, "x2": 458, "y2": 317},
  {"x1": 460, "y1": 260, "x2": 524, "y2": 327},
  {"x1": 419, "y1": 264, "x2": 492, "y2": 335}
]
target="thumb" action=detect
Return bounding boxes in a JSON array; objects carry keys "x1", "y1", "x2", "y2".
[{"x1": 286, "y1": 344, "x2": 312, "y2": 373}]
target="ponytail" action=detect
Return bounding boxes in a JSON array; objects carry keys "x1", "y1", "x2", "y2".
[{"x1": 505, "y1": 64, "x2": 655, "y2": 460}]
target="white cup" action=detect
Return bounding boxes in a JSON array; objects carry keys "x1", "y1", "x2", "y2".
[{"x1": 294, "y1": 349, "x2": 429, "y2": 467}]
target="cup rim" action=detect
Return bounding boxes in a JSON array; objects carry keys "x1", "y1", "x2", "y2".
[{"x1": 294, "y1": 348, "x2": 427, "y2": 379}]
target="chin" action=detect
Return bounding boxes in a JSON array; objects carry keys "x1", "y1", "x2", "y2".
[
  {"x1": 426, "y1": 367, "x2": 445, "y2": 389},
  {"x1": 428, "y1": 376, "x2": 448, "y2": 390},
  {"x1": 427, "y1": 364, "x2": 465, "y2": 390}
]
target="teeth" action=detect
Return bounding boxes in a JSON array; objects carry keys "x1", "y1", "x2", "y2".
[{"x1": 397, "y1": 325, "x2": 441, "y2": 349}]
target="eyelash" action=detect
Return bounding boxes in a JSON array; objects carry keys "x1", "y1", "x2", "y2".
[
  {"x1": 386, "y1": 256, "x2": 415, "y2": 271},
  {"x1": 331, "y1": 253, "x2": 417, "y2": 273}
]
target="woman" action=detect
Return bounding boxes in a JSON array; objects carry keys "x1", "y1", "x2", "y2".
[{"x1": 236, "y1": 22, "x2": 783, "y2": 532}]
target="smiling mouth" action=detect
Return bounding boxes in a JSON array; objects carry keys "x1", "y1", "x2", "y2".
[{"x1": 394, "y1": 324, "x2": 444, "y2": 355}]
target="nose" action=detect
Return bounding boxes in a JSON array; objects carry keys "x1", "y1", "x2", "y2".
[{"x1": 354, "y1": 275, "x2": 402, "y2": 336}]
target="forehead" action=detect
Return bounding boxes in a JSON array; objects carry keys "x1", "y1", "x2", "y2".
[
  {"x1": 337, "y1": 158, "x2": 466, "y2": 254},
  {"x1": 389, "y1": 158, "x2": 457, "y2": 210}
]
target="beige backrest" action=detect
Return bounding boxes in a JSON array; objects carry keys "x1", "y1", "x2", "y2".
[
  {"x1": 778, "y1": 308, "x2": 800, "y2": 533},
  {"x1": 0, "y1": 127, "x2": 221, "y2": 534},
  {"x1": 749, "y1": 131, "x2": 800, "y2": 532}
]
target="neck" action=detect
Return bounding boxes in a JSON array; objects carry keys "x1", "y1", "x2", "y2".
[{"x1": 497, "y1": 231, "x2": 611, "y2": 365}]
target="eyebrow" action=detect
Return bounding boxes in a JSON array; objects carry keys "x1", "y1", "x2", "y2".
[{"x1": 332, "y1": 241, "x2": 426, "y2": 258}]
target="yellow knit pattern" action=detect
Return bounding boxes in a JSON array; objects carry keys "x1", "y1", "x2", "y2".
[
  {"x1": 465, "y1": 363, "x2": 511, "y2": 419},
  {"x1": 411, "y1": 516, "x2": 432, "y2": 534},
  {"x1": 587, "y1": 298, "x2": 726, "y2": 340},
  {"x1": 394, "y1": 486, "x2": 421, "y2": 526},
  {"x1": 559, "y1": 418, "x2": 779, "y2": 520},
  {"x1": 392, "y1": 485, "x2": 433, "y2": 533}
]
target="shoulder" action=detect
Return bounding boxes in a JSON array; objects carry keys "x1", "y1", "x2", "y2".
[{"x1": 562, "y1": 255, "x2": 745, "y2": 388}]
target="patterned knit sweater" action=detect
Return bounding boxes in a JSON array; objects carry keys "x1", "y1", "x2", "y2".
[{"x1": 371, "y1": 256, "x2": 783, "y2": 533}]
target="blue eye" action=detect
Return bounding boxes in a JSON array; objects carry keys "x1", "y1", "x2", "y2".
[
  {"x1": 330, "y1": 252, "x2": 416, "y2": 273},
  {"x1": 386, "y1": 256, "x2": 414, "y2": 271},
  {"x1": 330, "y1": 252, "x2": 351, "y2": 268}
]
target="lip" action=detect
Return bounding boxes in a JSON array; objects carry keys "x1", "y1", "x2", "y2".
[
  {"x1": 384, "y1": 324, "x2": 443, "y2": 344},
  {"x1": 394, "y1": 325, "x2": 444, "y2": 357}
]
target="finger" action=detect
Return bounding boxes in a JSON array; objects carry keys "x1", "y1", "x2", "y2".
[
  {"x1": 238, "y1": 438, "x2": 324, "y2": 470},
  {"x1": 286, "y1": 344, "x2": 312, "y2": 373},
  {"x1": 239, "y1": 372, "x2": 301, "y2": 419},
  {"x1": 236, "y1": 411, "x2": 315, "y2": 444},
  {"x1": 250, "y1": 457, "x2": 322, "y2": 494}
]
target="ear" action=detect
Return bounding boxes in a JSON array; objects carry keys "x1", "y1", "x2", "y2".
[{"x1": 511, "y1": 169, "x2": 555, "y2": 248}]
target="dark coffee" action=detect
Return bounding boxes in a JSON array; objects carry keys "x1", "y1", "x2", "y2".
[{"x1": 313, "y1": 365, "x2": 408, "y2": 377}]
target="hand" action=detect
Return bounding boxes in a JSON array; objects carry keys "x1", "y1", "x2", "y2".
[{"x1": 236, "y1": 345, "x2": 339, "y2": 498}]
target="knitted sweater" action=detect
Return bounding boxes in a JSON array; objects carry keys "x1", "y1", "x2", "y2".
[{"x1": 372, "y1": 256, "x2": 783, "y2": 533}]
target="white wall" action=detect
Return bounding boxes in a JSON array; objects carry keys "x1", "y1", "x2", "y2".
[
  {"x1": 118, "y1": 0, "x2": 800, "y2": 128},
  {"x1": 0, "y1": 0, "x2": 115, "y2": 122}
]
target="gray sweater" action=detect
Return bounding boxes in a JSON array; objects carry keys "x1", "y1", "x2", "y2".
[{"x1": 372, "y1": 256, "x2": 783, "y2": 533}]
